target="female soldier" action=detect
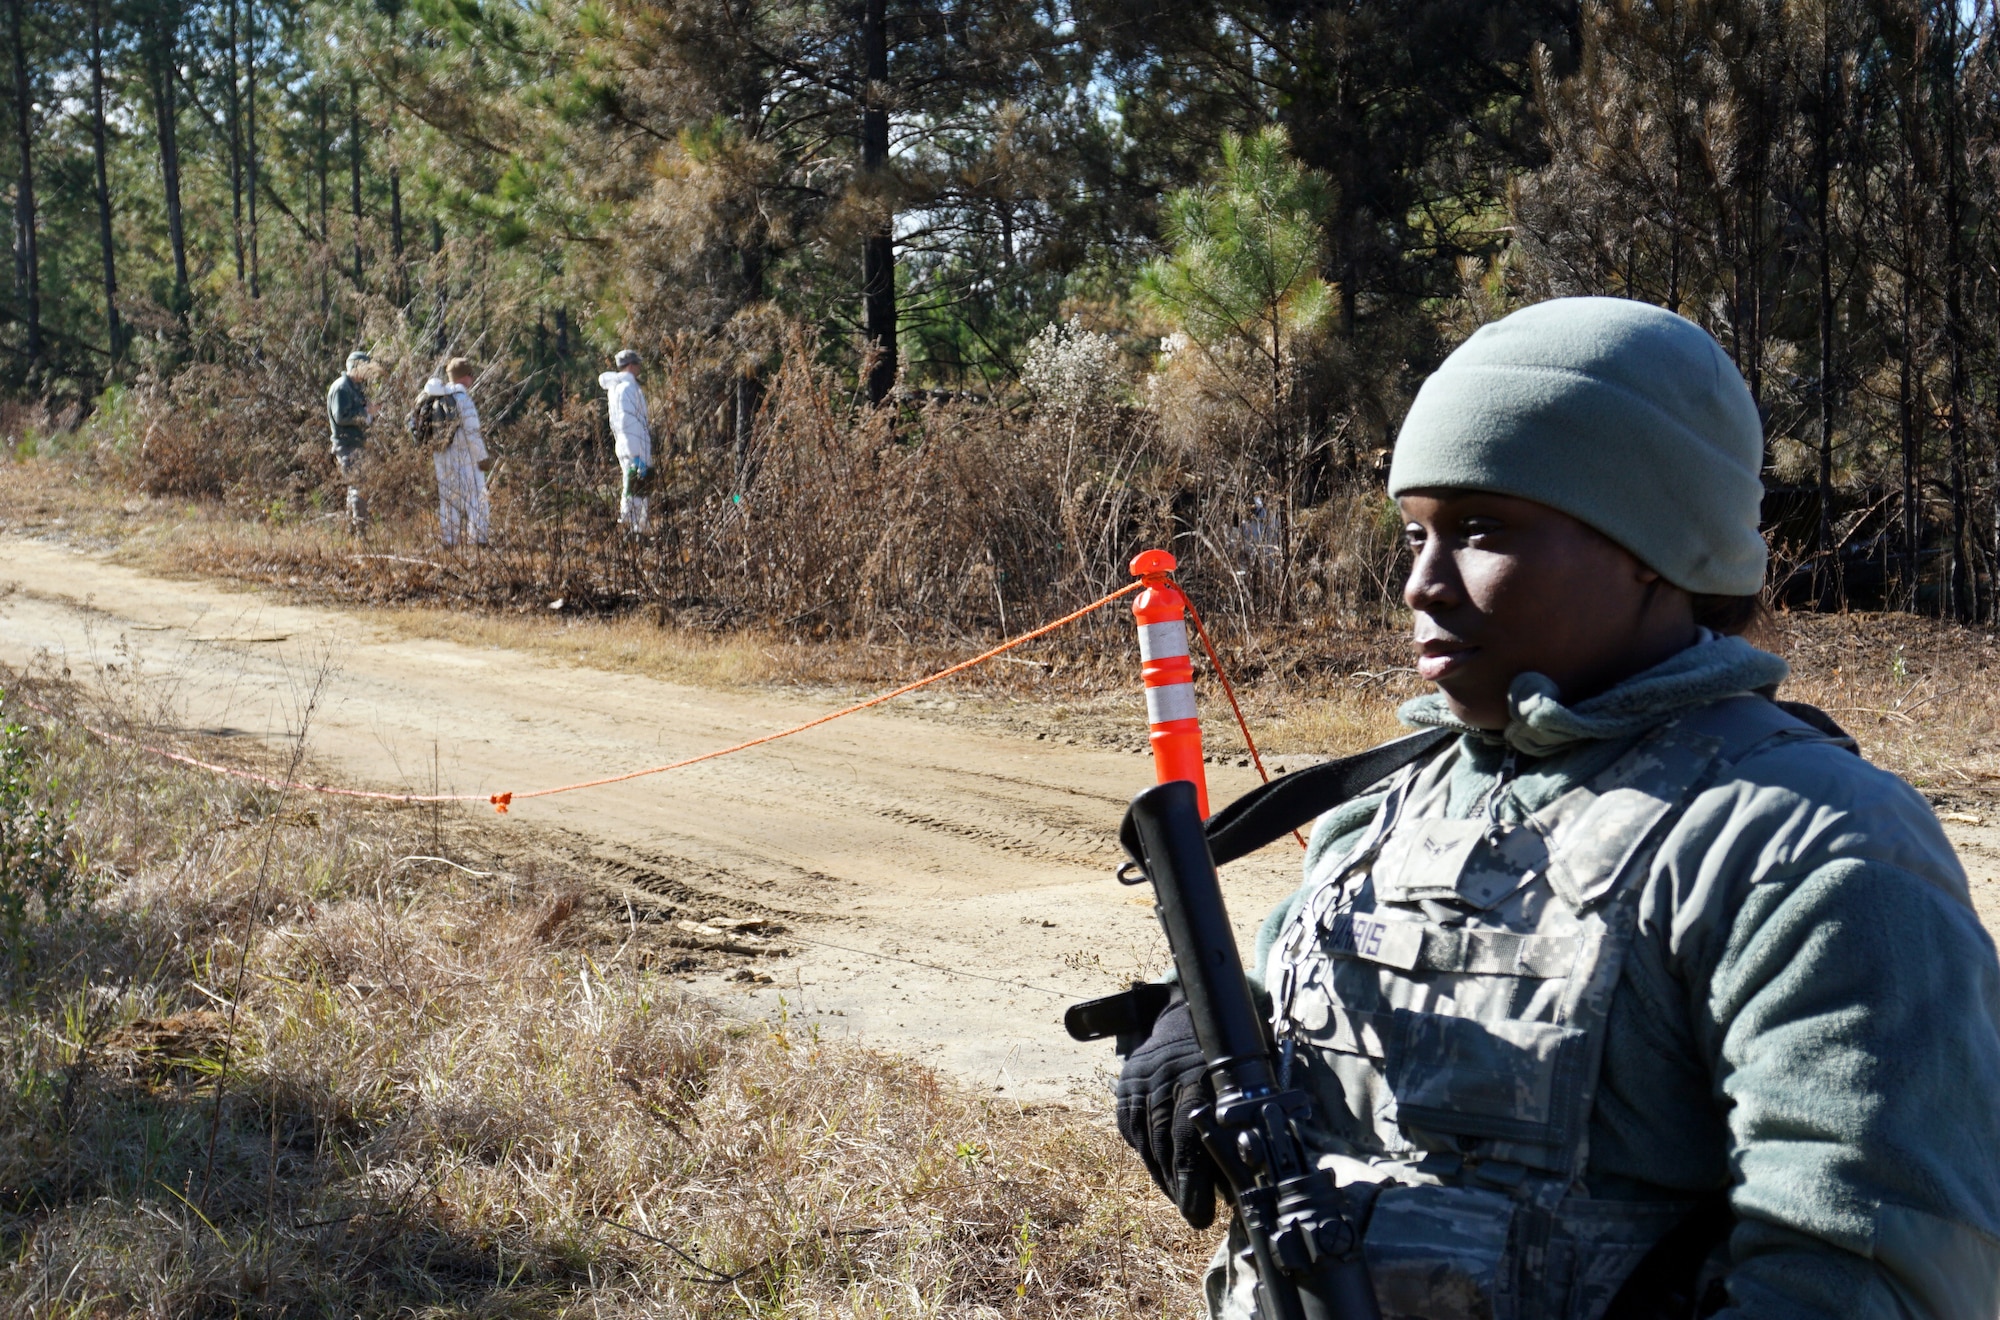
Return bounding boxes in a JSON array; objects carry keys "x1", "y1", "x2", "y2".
[{"x1": 1118, "y1": 297, "x2": 2000, "y2": 1319}]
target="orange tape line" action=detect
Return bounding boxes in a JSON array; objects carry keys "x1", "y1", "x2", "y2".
[
  {"x1": 494, "y1": 581, "x2": 1142, "y2": 810},
  {"x1": 15, "y1": 582, "x2": 1143, "y2": 814},
  {"x1": 1185, "y1": 598, "x2": 1306, "y2": 849}
]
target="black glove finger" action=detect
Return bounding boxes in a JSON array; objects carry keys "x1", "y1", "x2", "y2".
[
  {"x1": 1176, "y1": 1146, "x2": 1217, "y2": 1229},
  {"x1": 1146, "y1": 1063, "x2": 1184, "y2": 1200},
  {"x1": 1115, "y1": 997, "x2": 1212, "y2": 1218},
  {"x1": 1170, "y1": 1074, "x2": 1218, "y2": 1228}
]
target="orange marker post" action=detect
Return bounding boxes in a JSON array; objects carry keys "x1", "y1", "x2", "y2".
[{"x1": 1130, "y1": 549, "x2": 1210, "y2": 817}]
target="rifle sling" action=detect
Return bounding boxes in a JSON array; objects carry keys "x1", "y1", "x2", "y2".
[
  {"x1": 1199, "y1": 694, "x2": 1856, "y2": 870},
  {"x1": 1201, "y1": 728, "x2": 1455, "y2": 867}
]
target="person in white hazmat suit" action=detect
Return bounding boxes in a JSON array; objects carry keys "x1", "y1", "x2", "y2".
[
  {"x1": 427, "y1": 357, "x2": 492, "y2": 547},
  {"x1": 599, "y1": 348, "x2": 652, "y2": 534}
]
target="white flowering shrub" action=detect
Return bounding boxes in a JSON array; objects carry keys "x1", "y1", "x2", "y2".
[{"x1": 1021, "y1": 317, "x2": 1123, "y2": 416}]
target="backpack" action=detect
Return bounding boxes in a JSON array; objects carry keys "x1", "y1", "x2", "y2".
[{"x1": 405, "y1": 391, "x2": 461, "y2": 452}]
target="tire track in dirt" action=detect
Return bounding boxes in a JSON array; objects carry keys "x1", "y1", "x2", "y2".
[{"x1": 871, "y1": 805, "x2": 1114, "y2": 869}]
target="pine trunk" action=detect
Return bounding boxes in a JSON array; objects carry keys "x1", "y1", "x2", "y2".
[
  {"x1": 860, "y1": 0, "x2": 895, "y2": 405},
  {"x1": 1899, "y1": 271, "x2": 1921, "y2": 611},
  {"x1": 1941, "y1": 3, "x2": 1974, "y2": 620},
  {"x1": 7, "y1": 0, "x2": 40, "y2": 368},
  {"x1": 390, "y1": 165, "x2": 404, "y2": 302},
  {"x1": 1814, "y1": 19, "x2": 1837, "y2": 607},
  {"x1": 226, "y1": 0, "x2": 244, "y2": 282},
  {"x1": 317, "y1": 87, "x2": 329, "y2": 316},
  {"x1": 735, "y1": 242, "x2": 764, "y2": 476},
  {"x1": 245, "y1": 0, "x2": 259, "y2": 298},
  {"x1": 149, "y1": 3, "x2": 189, "y2": 315},
  {"x1": 349, "y1": 79, "x2": 363, "y2": 285},
  {"x1": 88, "y1": 0, "x2": 119, "y2": 356}
]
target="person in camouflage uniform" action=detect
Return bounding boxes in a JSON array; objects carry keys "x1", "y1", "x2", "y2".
[
  {"x1": 1117, "y1": 298, "x2": 2000, "y2": 1320},
  {"x1": 327, "y1": 349, "x2": 377, "y2": 533}
]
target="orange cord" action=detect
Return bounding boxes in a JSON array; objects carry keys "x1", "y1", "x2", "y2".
[
  {"x1": 20, "y1": 581, "x2": 1144, "y2": 813},
  {"x1": 494, "y1": 581, "x2": 1142, "y2": 810},
  {"x1": 1184, "y1": 598, "x2": 1306, "y2": 848},
  {"x1": 20, "y1": 579, "x2": 1297, "y2": 847}
]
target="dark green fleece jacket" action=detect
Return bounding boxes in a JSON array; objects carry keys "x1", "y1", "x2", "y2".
[{"x1": 1249, "y1": 637, "x2": 2000, "y2": 1319}]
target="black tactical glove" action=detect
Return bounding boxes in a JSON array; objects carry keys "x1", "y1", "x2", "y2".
[{"x1": 1115, "y1": 995, "x2": 1219, "y2": 1228}]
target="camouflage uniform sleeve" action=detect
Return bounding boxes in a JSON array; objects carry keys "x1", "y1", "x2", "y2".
[
  {"x1": 329, "y1": 378, "x2": 367, "y2": 435},
  {"x1": 1675, "y1": 761, "x2": 2000, "y2": 1320}
]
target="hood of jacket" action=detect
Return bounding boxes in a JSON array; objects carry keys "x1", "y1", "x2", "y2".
[
  {"x1": 423, "y1": 377, "x2": 461, "y2": 398},
  {"x1": 599, "y1": 370, "x2": 633, "y2": 391},
  {"x1": 1398, "y1": 632, "x2": 1791, "y2": 758}
]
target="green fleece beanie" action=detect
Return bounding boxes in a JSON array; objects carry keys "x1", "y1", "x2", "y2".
[{"x1": 1388, "y1": 297, "x2": 1767, "y2": 595}]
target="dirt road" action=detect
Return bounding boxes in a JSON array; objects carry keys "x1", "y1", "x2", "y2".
[
  {"x1": 0, "y1": 534, "x2": 1305, "y2": 1103},
  {"x1": 6, "y1": 533, "x2": 1999, "y2": 1104}
]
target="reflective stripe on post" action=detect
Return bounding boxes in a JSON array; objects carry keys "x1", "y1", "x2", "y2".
[
  {"x1": 1145, "y1": 683, "x2": 1198, "y2": 725},
  {"x1": 1130, "y1": 548, "x2": 1209, "y2": 818}
]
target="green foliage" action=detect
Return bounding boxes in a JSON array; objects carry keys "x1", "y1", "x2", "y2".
[
  {"x1": 1138, "y1": 127, "x2": 1332, "y2": 368},
  {"x1": 0, "y1": 695, "x2": 81, "y2": 974}
]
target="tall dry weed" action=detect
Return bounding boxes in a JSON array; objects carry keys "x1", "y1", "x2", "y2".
[
  {"x1": 0, "y1": 673, "x2": 1206, "y2": 1317},
  {"x1": 51, "y1": 303, "x2": 1409, "y2": 654}
]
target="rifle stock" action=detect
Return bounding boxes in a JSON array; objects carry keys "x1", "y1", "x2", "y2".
[{"x1": 1120, "y1": 779, "x2": 1381, "y2": 1320}]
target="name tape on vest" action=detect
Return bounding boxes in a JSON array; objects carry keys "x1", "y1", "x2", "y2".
[{"x1": 1326, "y1": 911, "x2": 1423, "y2": 971}]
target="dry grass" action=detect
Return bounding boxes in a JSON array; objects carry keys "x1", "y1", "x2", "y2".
[
  {"x1": 378, "y1": 606, "x2": 791, "y2": 692},
  {"x1": 1763, "y1": 611, "x2": 2000, "y2": 795},
  {"x1": 0, "y1": 675, "x2": 1205, "y2": 1318}
]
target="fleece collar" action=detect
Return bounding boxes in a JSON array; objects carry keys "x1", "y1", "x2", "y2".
[{"x1": 1398, "y1": 633, "x2": 1790, "y2": 758}]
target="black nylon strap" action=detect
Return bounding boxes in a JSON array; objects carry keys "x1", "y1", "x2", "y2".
[
  {"x1": 1773, "y1": 699, "x2": 1859, "y2": 752},
  {"x1": 1202, "y1": 728, "x2": 1454, "y2": 867},
  {"x1": 1601, "y1": 1191, "x2": 1732, "y2": 1320},
  {"x1": 1195, "y1": 696, "x2": 1852, "y2": 871}
]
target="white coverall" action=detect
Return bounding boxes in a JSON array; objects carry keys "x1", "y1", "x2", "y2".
[
  {"x1": 427, "y1": 378, "x2": 491, "y2": 547},
  {"x1": 599, "y1": 369, "x2": 652, "y2": 533}
]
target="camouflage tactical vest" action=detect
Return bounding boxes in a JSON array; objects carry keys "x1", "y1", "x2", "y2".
[{"x1": 1229, "y1": 697, "x2": 1838, "y2": 1320}]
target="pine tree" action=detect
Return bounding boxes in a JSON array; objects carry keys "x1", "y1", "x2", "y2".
[{"x1": 1138, "y1": 126, "x2": 1332, "y2": 446}]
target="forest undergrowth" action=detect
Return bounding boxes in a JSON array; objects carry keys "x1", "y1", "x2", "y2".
[{"x1": 0, "y1": 671, "x2": 1205, "y2": 1317}]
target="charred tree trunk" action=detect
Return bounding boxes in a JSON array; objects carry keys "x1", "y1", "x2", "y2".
[
  {"x1": 554, "y1": 304, "x2": 569, "y2": 401},
  {"x1": 734, "y1": 243, "x2": 765, "y2": 484},
  {"x1": 1898, "y1": 272, "x2": 1921, "y2": 612},
  {"x1": 7, "y1": 0, "x2": 40, "y2": 370},
  {"x1": 317, "y1": 85, "x2": 330, "y2": 316},
  {"x1": 1741, "y1": 55, "x2": 1768, "y2": 414},
  {"x1": 245, "y1": 0, "x2": 259, "y2": 298},
  {"x1": 1895, "y1": 33, "x2": 1926, "y2": 614},
  {"x1": 733, "y1": 374, "x2": 758, "y2": 490},
  {"x1": 88, "y1": 0, "x2": 120, "y2": 357},
  {"x1": 348, "y1": 77, "x2": 363, "y2": 286},
  {"x1": 225, "y1": 0, "x2": 244, "y2": 282},
  {"x1": 390, "y1": 165, "x2": 404, "y2": 301},
  {"x1": 859, "y1": 0, "x2": 895, "y2": 404},
  {"x1": 145, "y1": 0, "x2": 190, "y2": 316},
  {"x1": 1939, "y1": 0, "x2": 1973, "y2": 620},
  {"x1": 1814, "y1": 18, "x2": 1839, "y2": 607}
]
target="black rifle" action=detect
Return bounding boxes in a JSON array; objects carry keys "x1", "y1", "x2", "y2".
[{"x1": 1079, "y1": 778, "x2": 1383, "y2": 1320}]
